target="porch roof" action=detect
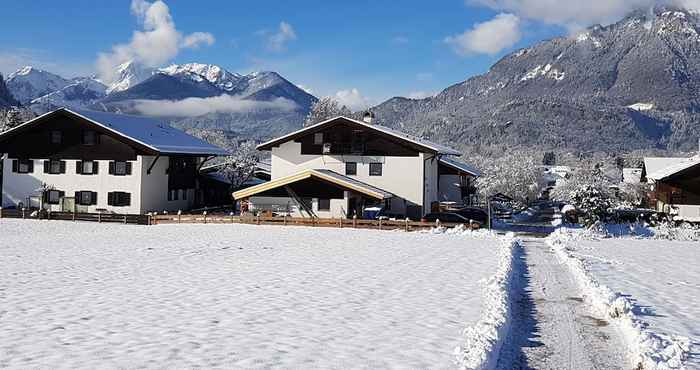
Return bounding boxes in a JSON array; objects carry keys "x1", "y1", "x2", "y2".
[{"x1": 232, "y1": 169, "x2": 395, "y2": 200}]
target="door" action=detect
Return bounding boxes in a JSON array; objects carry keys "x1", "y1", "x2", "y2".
[{"x1": 62, "y1": 197, "x2": 76, "y2": 213}]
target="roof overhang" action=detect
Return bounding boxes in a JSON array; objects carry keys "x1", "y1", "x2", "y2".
[
  {"x1": 256, "y1": 116, "x2": 461, "y2": 156},
  {"x1": 439, "y1": 157, "x2": 481, "y2": 177},
  {"x1": 233, "y1": 169, "x2": 394, "y2": 200}
]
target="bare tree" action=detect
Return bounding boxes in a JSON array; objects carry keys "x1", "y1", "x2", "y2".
[
  {"x1": 304, "y1": 97, "x2": 351, "y2": 126},
  {"x1": 0, "y1": 107, "x2": 35, "y2": 133},
  {"x1": 218, "y1": 141, "x2": 260, "y2": 190}
]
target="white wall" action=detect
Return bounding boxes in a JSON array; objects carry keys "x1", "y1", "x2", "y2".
[
  {"x1": 270, "y1": 141, "x2": 425, "y2": 214},
  {"x1": 1, "y1": 157, "x2": 143, "y2": 214},
  {"x1": 139, "y1": 155, "x2": 195, "y2": 214}
]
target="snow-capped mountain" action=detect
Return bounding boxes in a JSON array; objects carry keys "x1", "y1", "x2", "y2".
[
  {"x1": 29, "y1": 78, "x2": 107, "y2": 113},
  {"x1": 159, "y1": 63, "x2": 243, "y2": 92},
  {"x1": 105, "y1": 61, "x2": 155, "y2": 94},
  {"x1": 370, "y1": 6, "x2": 700, "y2": 155},
  {"x1": 5, "y1": 66, "x2": 72, "y2": 104}
]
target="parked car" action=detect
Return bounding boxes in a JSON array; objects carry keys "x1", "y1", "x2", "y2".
[
  {"x1": 423, "y1": 212, "x2": 479, "y2": 225},
  {"x1": 454, "y1": 207, "x2": 489, "y2": 224}
]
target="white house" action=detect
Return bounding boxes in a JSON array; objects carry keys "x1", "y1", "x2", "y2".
[
  {"x1": 233, "y1": 115, "x2": 480, "y2": 219},
  {"x1": 0, "y1": 108, "x2": 228, "y2": 214}
]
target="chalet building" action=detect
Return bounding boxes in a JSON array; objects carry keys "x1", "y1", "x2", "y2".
[
  {"x1": 643, "y1": 156, "x2": 700, "y2": 222},
  {"x1": 0, "y1": 108, "x2": 228, "y2": 214},
  {"x1": 233, "y1": 115, "x2": 480, "y2": 219}
]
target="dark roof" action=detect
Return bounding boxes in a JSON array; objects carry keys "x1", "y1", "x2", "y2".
[
  {"x1": 0, "y1": 108, "x2": 229, "y2": 156},
  {"x1": 439, "y1": 157, "x2": 481, "y2": 177},
  {"x1": 256, "y1": 116, "x2": 462, "y2": 155}
]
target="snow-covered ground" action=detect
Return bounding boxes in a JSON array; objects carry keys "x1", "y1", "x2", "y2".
[
  {"x1": 548, "y1": 229, "x2": 698, "y2": 369},
  {"x1": 0, "y1": 219, "x2": 516, "y2": 369}
]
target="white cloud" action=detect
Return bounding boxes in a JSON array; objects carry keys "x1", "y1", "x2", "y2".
[
  {"x1": 446, "y1": 13, "x2": 522, "y2": 55},
  {"x1": 132, "y1": 95, "x2": 298, "y2": 117},
  {"x1": 333, "y1": 89, "x2": 373, "y2": 111},
  {"x1": 466, "y1": 0, "x2": 700, "y2": 30},
  {"x1": 266, "y1": 22, "x2": 297, "y2": 52},
  {"x1": 182, "y1": 32, "x2": 215, "y2": 48},
  {"x1": 96, "y1": 0, "x2": 215, "y2": 84},
  {"x1": 407, "y1": 91, "x2": 437, "y2": 99}
]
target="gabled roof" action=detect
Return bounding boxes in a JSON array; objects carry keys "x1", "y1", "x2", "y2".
[
  {"x1": 233, "y1": 169, "x2": 394, "y2": 200},
  {"x1": 256, "y1": 116, "x2": 462, "y2": 156},
  {"x1": 643, "y1": 157, "x2": 685, "y2": 178},
  {"x1": 439, "y1": 156, "x2": 481, "y2": 177},
  {"x1": 647, "y1": 156, "x2": 700, "y2": 181},
  {"x1": 0, "y1": 108, "x2": 229, "y2": 156}
]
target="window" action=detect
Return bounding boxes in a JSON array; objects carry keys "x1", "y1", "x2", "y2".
[
  {"x1": 12, "y1": 159, "x2": 34, "y2": 174},
  {"x1": 45, "y1": 190, "x2": 64, "y2": 205},
  {"x1": 182, "y1": 189, "x2": 187, "y2": 200},
  {"x1": 109, "y1": 161, "x2": 132, "y2": 176},
  {"x1": 345, "y1": 162, "x2": 357, "y2": 176},
  {"x1": 314, "y1": 132, "x2": 324, "y2": 145},
  {"x1": 75, "y1": 191, "x2": 97, "y2": 206},
  {"x1": 50, "y1": 130, "x2": 62, "y2": 145},
  {"x1": 369, "y1": 162, "x2": 383, "y2": 176},
  {"x1": 77, "y1": 160, "x2": 99, "y2": 175},
  {"x1": 44, "y1": 160, "x2": 66, "y2": 174},
  {"x1": 82, "y1": 130, "x2": 97, "y2": 145},
  {"x1": 108, "y1": 192, "x2": 131, "y2": 207},
  {"x1": 318, "y1": 198, "x2": 331, "y2": 211}
]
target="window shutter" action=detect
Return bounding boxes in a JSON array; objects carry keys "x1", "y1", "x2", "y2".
[
  {"x1": 42, "y1": 191, "x2": 49, "y2": 203},
  {"x1": 12, "y1": 160, "x2": 18, "y2": 173},
  {"x1": 125, "y1": 162, "x2": 132, "y2": 175},
  {"x1": 60, "y1": 161, "x2": 66, "y2": 174},
  {"x1": 91, "y1": 192, "x2": 98, "y2": 205},
  {"x1": 109, "y1": 162, "x2": 115, "y2": 175},
  {"x1": 43, "y1": 160, "x2": 50, "y2": 174},
  {"x1": 107, "y1": 192, "x2": 114, "y2": 206},
  {"x1": 28, "y1": 160, "x2": 34, "y2": 173},
  {"x1": 76, "y1": 161, "x2": 83, "y2": 174},
  {"x1": 93, "y1": 162, "x2": 99, "y2": 175},
  {"x1": 124, "y1": 193, "x2": 131, "y2": 206}
]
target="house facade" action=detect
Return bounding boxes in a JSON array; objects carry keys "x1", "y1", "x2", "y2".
[
  {"x1": 233, "y1": 116, "x2": 480, "y2": 219},
  {"x1": 0, "y1": 108, "x2": 228, "y2": 214},
  {"x1": 643, "y1": 156, "x2": 700, "y2": 222}
]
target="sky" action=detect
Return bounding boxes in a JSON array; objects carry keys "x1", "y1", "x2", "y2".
[{"x1": 0, "y1": 0, "x2": 690, "y2": 109}]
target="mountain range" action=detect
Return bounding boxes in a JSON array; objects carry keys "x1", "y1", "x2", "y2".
[
  {"x1": 2, "y1": 62, "x2": 317, "y2": 139},
  {"x1": 4, "y1": 6, "x2": 700, "y2": 155},
  {"x1": 370, "y1": 7, "x2": 700, "y2": 155}
]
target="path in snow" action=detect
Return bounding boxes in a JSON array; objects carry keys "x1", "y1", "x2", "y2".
[{"x1": 497, "y1": 237, "x2": 629, "y2": 370}]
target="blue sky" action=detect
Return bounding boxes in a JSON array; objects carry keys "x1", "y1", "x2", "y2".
[{"x1": 0, "y1": 0, "x2": 651, "y2": 106}]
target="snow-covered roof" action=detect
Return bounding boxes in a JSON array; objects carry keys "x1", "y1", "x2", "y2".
[
  {"x1": 647, "y1": 156, "x2": 700, "y2": 181},
  {"x1": 439, "y1": 156, "x2": 481, "y2": 177},
  {"x1": 0, "y1": 108, "x2": 229, "y2": 156},
  {"x1": 256, "y1": 116, "x2": 462, "y2": 156},
  {"x1": 643, "y1": 157, "x2": 686, "y2": 178}
]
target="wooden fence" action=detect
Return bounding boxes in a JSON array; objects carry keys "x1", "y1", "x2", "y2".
[
  {"x1": 152, "y1": 213, "x2": 479, "y2": 232},
  {"x1": 0, "y1": 208, "x2": 150, "y2": 225}
]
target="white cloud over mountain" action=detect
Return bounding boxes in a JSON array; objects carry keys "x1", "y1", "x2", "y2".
[
  {"x1": 132, "y1": 95, "x2": 298, "y2": 117},
  {"x1": 446, "y1": 13, "x2": 522, "y2": 55},
  {"x1": 267, "y1": 22, "x2": 297, "y2": 52},
  {"x1": 96, "y1": 0, "x2": 215, "y2": 84},
  {"x1": 334, "y1": 88, "x2": 372, "y2": 111}
]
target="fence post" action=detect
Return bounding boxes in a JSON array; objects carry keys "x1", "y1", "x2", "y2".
[
  {"x1": 378, "y1": 218, "x2": 382, "y2": 230},
  {"x1": 124, "y1": 215, "x2": 127, "y2": 224},
  {"x1": 72, "y1": 211, "x2": 76, "y2": 222},
  {"x1": 353, "y1": 215, "x2": 357, "y2": 228},
  {"x1": 203, "y1": 211, "x2": 208, "y2": 224},
  {"x1": 0, "y1": 207, "x2": 2, "y2": 219},
  {"x1": 230, "y1": 212, "x2": 235, "y2": 224},
  {"x1": 98, "y1": 212, "x2": 102, "y2": 223},
  {"x1": 178, "y1": 210, "x2": 182, "y2": 224},
  {"x1": 22, "y1": 207, "x2": 26, "y2": 219},
  {"x1": 339, "y1": 217, "x2": 343, "y2": 229},
  {"x1": 283, "y1": 214, "x2": 287, "y2": 226},
  {"x1": 405, "y1": 218, "x2": 409, "y2": 232},
  {"x1": 256, "y1": 214, "x2": 260, "y2": 225}
]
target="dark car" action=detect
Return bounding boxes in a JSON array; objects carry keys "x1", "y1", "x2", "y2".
[
  {"x1": 423, "y1": 212, "x2": 476, "y2": 224},
  {"x1": 454, "y1": 207, "x2": 489, "y2": 224}
]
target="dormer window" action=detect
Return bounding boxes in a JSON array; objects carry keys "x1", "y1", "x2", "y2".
[
  {"x1": 82, "y1": 130, "x2": 97, "y2": 145},
  {"x1": 314, "y1": 132, "x2": 324, "y2": 145},
  {"x1": 50, "y1": 130, "x2": 62, "y2": 145}
]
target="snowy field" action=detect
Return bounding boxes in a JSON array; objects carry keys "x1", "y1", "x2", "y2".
[
  {"x1": 548, "y1": 230, "x2": 699, "y2": 369},
  {"x1": 0, "y1": 219, "x2": 513, "y2": 369}
]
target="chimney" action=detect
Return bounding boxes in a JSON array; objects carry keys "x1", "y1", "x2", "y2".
[{"x1": 362, "y1": 110, "x2": 375, "y2": 124}]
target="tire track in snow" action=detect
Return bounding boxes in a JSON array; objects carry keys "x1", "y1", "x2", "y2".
[{"x1": 496, "y1": 237, "x2": 629, "y2": 370}]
